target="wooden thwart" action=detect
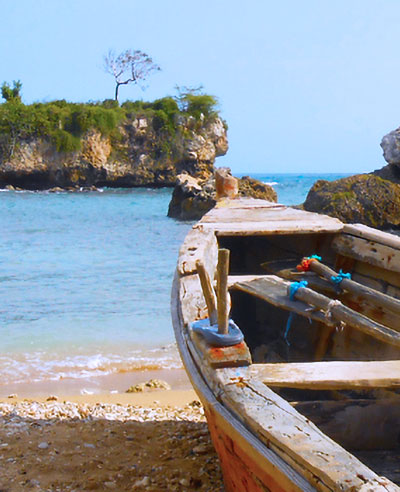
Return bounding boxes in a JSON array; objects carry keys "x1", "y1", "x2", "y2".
[
  {"x1": 261, "y1": 259, "x2": 400, "y2": 332},
  {"x1": 301, "y1": 258, "x2": 400, "y2": 332},
  {"x1": 309, "y1": 258, "x2": 400, "y2": 318},
  {"x1": 234, "y1": 275, "x2": 400, "y2": 349},
  {"x1": 232, "y1": 274, "x2": 336, "y2": 327},
  {"x1": 250, "y1": 360, "x2": 400, "y2": 390}
]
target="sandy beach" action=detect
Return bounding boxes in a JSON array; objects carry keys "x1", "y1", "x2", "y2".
[{"x1": 0, "y1": 372, "x2": 224, "y2": 491}]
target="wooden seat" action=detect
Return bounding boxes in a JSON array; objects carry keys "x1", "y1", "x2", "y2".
[{"x1": 250, "y1": 360, "x2": 400, "y2": 390}]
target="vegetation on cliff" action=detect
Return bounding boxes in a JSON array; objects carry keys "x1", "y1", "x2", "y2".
[{"x1": 0, "y1": 82, "x2": 221, "y2": 161}]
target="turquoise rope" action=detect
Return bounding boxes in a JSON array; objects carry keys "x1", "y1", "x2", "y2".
[
  {"x1": 284, "y1": 281, "x2": 308, "y2": 345},
  {"x1": 308, "y1": 254, "x2": 322, "y2": 261},
  {"x1": 331, "y1": 269, "x2": 351, "y2": 285}
]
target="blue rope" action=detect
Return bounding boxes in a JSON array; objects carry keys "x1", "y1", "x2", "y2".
[
  {"x1": 284, "y1": 281, "x2": 308, "y2": 345},
  {"x1": 331, "y1": 269, "x2": 351, "y2": 285},
  {"x1": 308, "y1": 254, "x2": 322, "y2": 261}
]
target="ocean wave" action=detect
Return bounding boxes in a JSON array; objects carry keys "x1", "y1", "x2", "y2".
[
  {"x1": 263, "y1": 181, "x2": 278, "y2": 186},
  {"x1": 0, "y1": 346, "x2": 183, "y2": 385}
]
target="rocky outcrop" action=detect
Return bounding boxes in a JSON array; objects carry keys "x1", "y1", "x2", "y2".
[
  {"x1": 0, "y1": 114, "x2": 228, "y2": 190},
  {"x1": 380, "y1": 127, "x2": 400, "y2": 167},
  {"x1": 303, "y1": 124, "x2": 400, "y2": 229},
  {"x1": 304, "y1": 173, "x2": 400, "y2": 229},
  {"x1": 168, "y1": 169, "x2": 277, "y2": 221}
]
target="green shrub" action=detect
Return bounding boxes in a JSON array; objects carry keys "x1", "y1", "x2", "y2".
[
  {"x1": 52, "y1": 129, "x2": 81, "y2": 152},
  {"x1": 0, "y1": 92, "x2": 223, "y2": 157}
]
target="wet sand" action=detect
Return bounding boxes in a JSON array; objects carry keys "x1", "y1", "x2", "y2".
[
  {"x1": 0, "y1": 368, "x2": 192, "y2": 399},
  {"x1": 0, "y1": 373, "x2": 225, "y2": 491}
]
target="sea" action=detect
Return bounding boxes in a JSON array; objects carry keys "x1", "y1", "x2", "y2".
[{"x1": 0, "y1": 173, "x2": 349, "y2": 394}]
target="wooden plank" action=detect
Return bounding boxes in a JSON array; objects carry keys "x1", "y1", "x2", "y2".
[
  {"x1": 177, "y1": 227, "x2": 218, "y2": 276},
  {"x1": 250, "y1": 360, "x2": 400, "y2": 390},
  {"x1": 179, "y1": 274, "x2": 209, "y2": 326},
  {"x1": 232, "y1": 275, "x2": 335, "y2": 327},
  {"x1": 354, "y1": 261, "x2": 400, "y2": 289},
  {"x1": 207, "y1": 220, "x2": 344, "y2": 236},
  {"x1": 189, "y1": 330, "x2": 252, "y2": 368},
  {"x1": 332, "y1": 234, "x2": 400, "y2": 273},
  {"x1": 213, "y1": 367, "x2": 397, "y2": 492},
  {"x1": 283, "y1": 278, "x2": 400, "y2": 349},
  {"x1": 309, "y1": 259, "x2": 400, "y2": 330},
  {"x1": 260, "y1": 261, "x2": 400, "y2": 330},
  {"x1": 213, "y1": 197, "x2": 283, "y2": 209},
  {"x1": 202, "y1": 207, "x2": 333, "y2": 224},
  {"x1": 292, "y1": 399, "x2": 400, "y2": 450},
  {"x1": 343, "y1": 224, "x2": 400, "y2": 250},
  {"x1": 228, "y1": 274, "x2": 279, "y2": 287},
  {"x1": 233, "y1": 275, "x2": 400, "y2": 349},
  {"x1": 201, "y1": 205, "x2": 290, "y2": 222}
]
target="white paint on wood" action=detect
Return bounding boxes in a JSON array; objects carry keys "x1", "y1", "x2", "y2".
[
  {"x1": 332, "y1": 234, "x2": 400, "y2": 273},
  {"x1": 250, "y1": 360, "x2": 400, "y2": 390},
  {"x1": 344, "y1": 224, "x2": 400, "y2": 251}
]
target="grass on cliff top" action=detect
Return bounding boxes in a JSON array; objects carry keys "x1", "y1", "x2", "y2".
[{"x1": 0, "y1": 94, "x2": 221, "y2": 154}]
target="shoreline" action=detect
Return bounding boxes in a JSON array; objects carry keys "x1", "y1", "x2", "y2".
[{"x1": 0, "y1": 367, "x2": 193, "y2": 399}]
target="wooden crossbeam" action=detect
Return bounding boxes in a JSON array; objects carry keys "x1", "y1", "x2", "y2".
[
  {"x1": 250, "y1": 360, "x2": 400, "y2": 390},
  {"x1": 234, "y1": 275, "x2": 400, "y2": 349}
]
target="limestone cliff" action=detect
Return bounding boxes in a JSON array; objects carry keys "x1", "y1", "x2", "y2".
[{"x1": 0, "y1": 113, "x2": 228, "y2": 190}]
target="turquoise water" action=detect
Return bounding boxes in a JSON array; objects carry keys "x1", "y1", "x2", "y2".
[
  {"x1": 0, "y1": 173, "x2": 348, "y2": 388},
  {"x1": 238, "y1": 172, "x2": 351, "y2": 206}
]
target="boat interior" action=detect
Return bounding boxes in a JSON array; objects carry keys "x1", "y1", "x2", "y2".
[
  {"x1": 176, "y1": 201, "x2": 400, "y2": 489},
  {"x1": 223, "y1": 230, "x2": 400, "y2": 485}
]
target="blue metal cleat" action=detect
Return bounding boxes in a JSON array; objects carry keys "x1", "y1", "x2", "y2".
[{"x1": 191, "y1": 318, "x2": 244, "y2": 347}]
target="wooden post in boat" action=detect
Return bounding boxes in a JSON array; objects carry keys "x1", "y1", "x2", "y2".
[
  {"x1": 196, "y1": 260, "x2": 218, "y2": 325},
  {"x1": 288, "y1": 282, "x2": 400, "y2": 348},
  {"x1": 217, "y1": 248, "x2": 230, "y2": 334},
  {"x1": 307, "y1": 259, "x2": 400, "y2": 317}
]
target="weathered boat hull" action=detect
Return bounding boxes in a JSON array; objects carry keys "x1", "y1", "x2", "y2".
[
  {"x1": 172, "y1": 198, "x2": 400, "y2": 491},
  {"x1": 172, "y1": 273, "x2": 314, "y2": 492}
]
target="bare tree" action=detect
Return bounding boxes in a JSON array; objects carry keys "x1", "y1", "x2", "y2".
[{"x1": 104, "y1": 50, "x2": 161, "y2": 101}]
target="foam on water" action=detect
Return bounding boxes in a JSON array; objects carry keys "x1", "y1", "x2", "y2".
[{"x1": 0, "y1": 188, "x2": 190, "y2": 387}]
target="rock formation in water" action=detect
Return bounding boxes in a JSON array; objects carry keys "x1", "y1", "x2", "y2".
[
  {"x1": 303, "y1": 174, "x2": 400, "y2": 229},
  {"x1": 168, "y1": 169, "x2": 277, "y2": 220},
  {"x1": 0, "y1": 99, "x2": 228, "y2": 190},
  {"x1": 303, "y1": 125, "x2": 400, "y2": 229}
]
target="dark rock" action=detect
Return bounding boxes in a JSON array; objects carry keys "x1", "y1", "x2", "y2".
[
  {"x1": 238, "y1": 176, "x2": 277, "y2": 201},
  {"x1": 168, "y1": 169, "x2": 277, "y2": 221},
  {"x1": 168, "y1": 173, "x2": 216, "y2": 221},
  {"x1": 303, "y1": 174, "x2": 400, "y2": 229},
  {"x1": 372, "y1": 163, "x2": 400, "y2": 184}
]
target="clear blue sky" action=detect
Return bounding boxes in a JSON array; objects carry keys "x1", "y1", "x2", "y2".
[{"x1": 2, "y1": 0, "x2": 400, "y2": 174}]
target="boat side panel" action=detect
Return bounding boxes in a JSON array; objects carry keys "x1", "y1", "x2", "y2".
[
  {"x1": 171, "y1": 272, "x2": 316, "y2": 492},
  {"x1": 205, "y1": 405, "x2": 290, "y2": 492}
]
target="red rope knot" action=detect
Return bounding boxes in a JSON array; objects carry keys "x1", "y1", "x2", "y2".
[{"x1": 296, "y1": 255, "x2": 321, "y2": 272}]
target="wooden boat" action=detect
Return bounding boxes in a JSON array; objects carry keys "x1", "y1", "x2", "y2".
[{"x1": 171, "y1": 197, "x2": 400, "y2": 492}]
